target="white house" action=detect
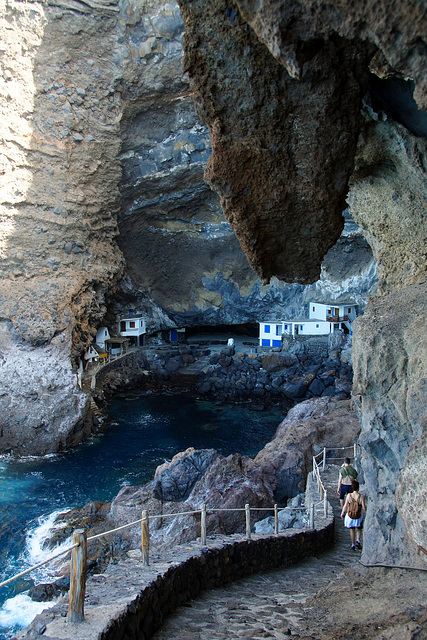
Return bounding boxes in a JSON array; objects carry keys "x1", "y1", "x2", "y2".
[
  {"x1": 259, "y1": 301, "x2": 358, "y2": 346},
  {"x1": 309, "y1": 302, "x2": 358, "y2": 325},
  {"x1": 119, "y1": 315, "x2": 146, "y2": 347},
  {"x1": 259, "y1": 321, "x2": 286, "y2": 347},
  {"x1": 95, "y1": 326, "x2": 110, "y2": 350}
]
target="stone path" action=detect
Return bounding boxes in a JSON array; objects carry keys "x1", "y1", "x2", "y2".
[{"x1": 152, "y1": 464, "x2": 359, "y2": 640}]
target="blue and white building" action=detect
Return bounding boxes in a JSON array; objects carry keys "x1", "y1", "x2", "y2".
[{"x1": 259, "y1": 301, "x2": 358, "y2": 346}]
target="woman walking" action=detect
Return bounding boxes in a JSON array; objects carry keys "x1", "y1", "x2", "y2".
[{"x1": 341, "y1": 480, "x2": 366, "y2": 550}]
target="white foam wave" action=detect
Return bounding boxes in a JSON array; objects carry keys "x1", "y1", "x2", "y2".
[
  {"x1": 24, "y1": 510, "x2": 72, "y2": 582},
  {"x1": 0, "y1": 512, "x2": 70, "y2": 636},
  {"x1": 0, "y1": 593, "x2": 56, "y2": 631}
]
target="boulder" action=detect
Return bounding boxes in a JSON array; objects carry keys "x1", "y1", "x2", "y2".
[
  {"x1": 261, "y1": 352, "x2": 298, "y2": 372},
  {"x1": 308, "y1": 378, "x2": 325, "y2": 396},
  {"x1": 165, "y1": 357, "x2": 182, "y2": 372},
  {"x1": 254, "y1": 398, "x2": 361, "y2": 502},
  {"x1": 281, "y1": 381, "x2": 307, "y2": 398},
  {"x1": 109, "y1": 447, "x2": 274, "y2": 550}
]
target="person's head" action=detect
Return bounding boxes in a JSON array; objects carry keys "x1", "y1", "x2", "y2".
[
  {"x1": 351, "y1": 480, "x2": 359, "y2": 492},
  {"x1": 344, "y1": 457, "x2": 350, "y2": 465}
]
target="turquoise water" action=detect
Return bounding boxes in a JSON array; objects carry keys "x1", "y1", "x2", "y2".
[{"x1": 0, "y1": 393, "x2": 283, "y2": 638}]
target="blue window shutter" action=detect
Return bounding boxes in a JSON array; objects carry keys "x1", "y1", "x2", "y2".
[
  {"x1": 265, "y1": 325, "x2": 270, "y2": 333},
  {"x1": 262, "y1": 339, "x2": 270, "y2": 346}
]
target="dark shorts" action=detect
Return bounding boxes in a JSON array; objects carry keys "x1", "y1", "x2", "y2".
[{"x1": 340, "y1": 484, "x2": 353, "y2": 500}]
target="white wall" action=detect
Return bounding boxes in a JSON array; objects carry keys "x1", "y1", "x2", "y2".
[
  {"x1": 96, "y1": 327, "x2": 110, "y2": 348},
  {"x1": 309, "y1": 303, "x2": 328, "y2": 321},
  {"x1": 259, "y1": 322, "x2": 283, "y2": 346}
]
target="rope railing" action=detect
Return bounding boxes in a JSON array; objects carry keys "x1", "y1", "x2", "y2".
[{"x1": 0, "y1": 444, "x2": 348, "y2": 625}]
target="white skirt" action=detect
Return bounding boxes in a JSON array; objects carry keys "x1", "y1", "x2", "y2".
[{"x1": 344, "y1": 513, "x2": 363, "y2": 528}]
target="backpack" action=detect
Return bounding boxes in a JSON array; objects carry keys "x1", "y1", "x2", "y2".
[{"x1": 347, "y1": 495, "x2": 362, "y2": 519}]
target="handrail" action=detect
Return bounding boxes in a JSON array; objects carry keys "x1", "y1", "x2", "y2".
[
  {"x1": 0, "y1": 542, "x2": 79, "y2": 590},
  {"x1": 0, "y1": 446, "x2": 345, "y2": 623},
  {"x1": 0, "y1": 503, "x2": 312, "y2": 594},
  {"x1": 313, "y1": 444, "x2": 357, "y2": 461}
]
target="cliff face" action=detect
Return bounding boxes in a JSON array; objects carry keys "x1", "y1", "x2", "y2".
[
  {"x1": 177, "y1": 0, "x2": 427, "y2": 568},
  {"x1": 0, "y1": 0, "x2": 374, "y2": 454},
  {"x1": 0, "y1": 0, "x2": 425, "y2": 567}
]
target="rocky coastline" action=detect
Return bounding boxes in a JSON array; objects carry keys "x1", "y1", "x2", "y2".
[
  {"x1": 30, "y1": 394, "x2": 360, "y2": 604},
  {"x1": 93, "y1": 332, "x2": 353, "y2": 412}
]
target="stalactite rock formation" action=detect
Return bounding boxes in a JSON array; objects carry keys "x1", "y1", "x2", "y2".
[{"x1": 177, "y1": 0, "x2": 426, "y2": 567}]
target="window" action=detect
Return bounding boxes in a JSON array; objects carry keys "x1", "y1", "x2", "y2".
[
  {"x1": 316, "y1": 324, "x2": 319, "y2": 328},
  {"x1": 130, "y1": 321, "x2": 135, "y2": 328},
  {"x1": 104, "y1": 330, "x2": 108, "y2": 336},
  {"x1": 140, "y1": 320, "x2": 144, "y2": 327},
  {"x1": 261, "y1": 339, "x2": 270, "y2": 346},
  {"x1": 348, "y1": 308, "x2": 352, "y2": 314},
  {"x1": 275, "y1": 325, "x2": 281, "y2": 335},
  {"x1": 327, "y1": 309, "x2": 331, "y2": 315},
  {"x1": 300, "y1": 325, "x2": 304, "y2": 331},
  {"x1": 264, "y1": 325, "x2": 270, "y2": 333},
  {"x1": 284, "y1": 324, "x2": 288, "y2": 330},
  {"x1": 312, "y1": 306, "x2": 315, "y2": 312}
]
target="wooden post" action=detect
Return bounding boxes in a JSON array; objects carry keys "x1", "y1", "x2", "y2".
[
  {"x1": 324, "y1": 489, "x2": 328, "y2": 517},
  {"x1": 354, "y1": 442, "x2": 357, "y2": 458},
  {"x1": 141, "y1": 510, "x2": 149, "y2": 566},
  {"x1": 67, "y1": 529, "x2": 87, "y2": 623},
  {"x1": 245, "y1": 504, "x2": 251, "y2": 540},
  {"x1": 310, "y1": 504, "x2": 315, "y2": 530},
  {"x1": 312, "y1": 455, "x2": 316, "y2": 475},
  {"x1": 322, "y1": 447, "x2": 326, "y2": 470},
  {"x1": 274, "y1": 504, "x2": 278, "y2": 535},
  {"x1": 201, "y1": 504, "x2": 207, "y2": 545}
]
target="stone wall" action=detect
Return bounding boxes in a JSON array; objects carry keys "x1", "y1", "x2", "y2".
[{"x1": 17, "y1": 490, "x2": 333, "y2": 640}]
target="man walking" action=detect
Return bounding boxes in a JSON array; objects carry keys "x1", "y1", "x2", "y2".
[{"x1": 337, "y1": 457, "x2": 358, "y2": 507}]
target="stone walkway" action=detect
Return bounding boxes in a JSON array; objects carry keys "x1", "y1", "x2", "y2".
[{"x1": 152, "y1": 464, "x2": 359, "y2": 640}]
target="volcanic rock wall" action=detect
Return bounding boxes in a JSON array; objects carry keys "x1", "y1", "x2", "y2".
[{"x1": 177, "y1": 0, "x2": 427, "y2": 568}]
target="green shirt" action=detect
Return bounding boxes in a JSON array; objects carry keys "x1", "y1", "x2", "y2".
[{"x1": 339, "y1": 465, "x2": 357, "y2": 484}]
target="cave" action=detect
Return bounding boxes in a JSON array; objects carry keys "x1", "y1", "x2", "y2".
[
  {"x1": 0, "y1": 0, "x2": 425, "y2": 596},
  {"x1": 185, "y1": 323, "x2": 259, "y2": 339}
]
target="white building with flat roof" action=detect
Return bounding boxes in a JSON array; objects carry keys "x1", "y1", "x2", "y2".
[
  {"x1": 259, "y1": 301, "x2": 358, "y2": 346},
  {"x1": 119, "y1": 316, "x2": 146, "y2": 347}
]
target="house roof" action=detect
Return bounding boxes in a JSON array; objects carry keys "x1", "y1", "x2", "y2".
[
  {"x1": 309, "y1": 300, "x2": 358, "y2": 306},
  {"x1": 92, "y1": 344, "x2": 106, "y2": 355}
]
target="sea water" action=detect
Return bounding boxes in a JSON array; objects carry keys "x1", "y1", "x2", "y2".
[{"x1": 0, "y1": 393, "x2": 283, "y2": 638}]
